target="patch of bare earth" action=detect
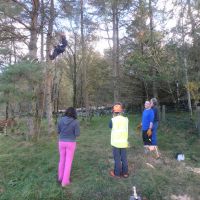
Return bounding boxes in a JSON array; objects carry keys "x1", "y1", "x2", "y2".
[{"x1": 170, "y1": 194, "x2": 193, "y2": 200}]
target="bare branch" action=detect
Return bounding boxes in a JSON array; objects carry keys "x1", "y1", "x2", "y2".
[{"x1": 4, "y1": 14, "x2": 30, "y2": 30}]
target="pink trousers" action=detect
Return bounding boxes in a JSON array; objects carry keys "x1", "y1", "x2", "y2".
[{"x1": 58, "y1": 141, "x2": 76, "y2": 186}]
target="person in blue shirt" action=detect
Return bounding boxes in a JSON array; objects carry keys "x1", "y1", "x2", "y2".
[{"x1": 141, "y1": 101, "x2": 154, "y2": 145}]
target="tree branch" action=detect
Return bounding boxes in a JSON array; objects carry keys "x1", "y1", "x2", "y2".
[{"x1": 4, "y1": 14, "x2": 30, "y2": 30}]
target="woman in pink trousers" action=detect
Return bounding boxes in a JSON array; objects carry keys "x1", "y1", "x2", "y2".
[{"x1": 57, "y1": 107, "x2": 80, "y2": 187}]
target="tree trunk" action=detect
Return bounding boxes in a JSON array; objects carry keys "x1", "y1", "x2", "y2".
[
  {"x1": 80, "y1": 0, "x2": 89, "y2": 111},
  {"x1": 46, "y1": 70, "x2": 54, "y2": 134},
  {"x1": 68, "y1": 34, "x2": 78, "y2": 108},
  {"x1": 52, "y1": 66, "x2": 62, "y2": 113},
  {"x1": 27, "y1": 0, "x2": 40, "y2": 140},
  {"x1": 5, "y1": 96, "x2": 9, "y2": 120},
  {"x1": 184, "y1": 57, "x2": 193, "y2": 116},
  {"x1": 29, "y1": 0, "x2": 39, "y2": 60},
  {"x1": 73, "y1": 33, "x2": 77, "y2": 108},
  {"x1": 112, "y1": 0, "x2": 120, "y2": 102},
  {"x1": 180, "y1": 3, "x2": 193, "y2": 116},
  {"x1": 73, "y1": 52, "x2": 77, "y2": 108},
  {"x1": 149, "y1": 0, "x2": 158, "y2": 98},
  {"x1": 45, "y1": 0, "x2": 55, "y2": 135},
  {"x1": 40, "y1": 0, "x2": 45, "y2": 61}
]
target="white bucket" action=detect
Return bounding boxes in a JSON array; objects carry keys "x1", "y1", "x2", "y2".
[{"x1": 176, "y1": 153, "x2": 185, "y2": 161}]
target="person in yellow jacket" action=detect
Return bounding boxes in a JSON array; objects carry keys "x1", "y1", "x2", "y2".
[{"x1": 109, "y1": 103, "x2": 129, "y2": 178}]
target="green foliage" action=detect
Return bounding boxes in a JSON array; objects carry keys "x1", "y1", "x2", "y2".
[
  {"x1": 87, "y1": 52, "x2": 112, "y2": 105},
  {"x1": 1, "y1": 61, "x2": 42, "y2": 83},
  {"x1": 0, "y1": 60, "x2": 43, "y2": 113},
  {"x1": 187, "y1": 81, "x2": 200, "y2": 104},
  {"x1": 0, "y1": 48, "x2": 11, "y2": 55},
  {"x1": 0, "y1": 0, "x2": 199, "y2": 108},
  {"x1": 125, "y1": 52, "x2": 152, "y2": 81},
  {"x1": 0, "y1": 0, "x2": 22, "y2": 17}
]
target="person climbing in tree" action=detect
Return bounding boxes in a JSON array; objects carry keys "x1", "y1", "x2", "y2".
[{"x1": 49, "y1": 32, "x2": 68, "y2": 60}]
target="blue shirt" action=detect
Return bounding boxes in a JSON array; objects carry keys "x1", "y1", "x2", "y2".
[{"x1": 142, "y1": 109, "x2": 154, "y2": 131}]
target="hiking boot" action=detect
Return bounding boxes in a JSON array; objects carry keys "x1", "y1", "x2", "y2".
[
  {"x1": 109, "y1": 170, "x2": 121, "y2": 178},
  {"x1": 122, "y1": 173, "x2": 129, "y2": 178}
]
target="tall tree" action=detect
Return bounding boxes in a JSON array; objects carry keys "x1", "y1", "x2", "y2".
[
  {"x1": 89, "y1": 0, "x2": 132, "y2": 102},
  {"x1": 80, "y1": 0, "x2": 89, "y2": 110},
  {"x1": 112, "y1": 0, "x2": 120, "y2": 102},
  {"x1": 148, "y1": 0, "x2": 158, "y2": 98},
  {"x1": 46, "y1": 0, "x2": 55, "y2": 135},
  {"x1": 0, "y1": 61, "x2": 43, "y2": 140},
  {"x1": 180, "y1": 1, "x2": 192, "y2": 115}
]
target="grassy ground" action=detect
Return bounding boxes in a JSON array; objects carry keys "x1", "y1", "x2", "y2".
[{"x1": 0, "y1": 113, "x2": 200, "y2": 200}]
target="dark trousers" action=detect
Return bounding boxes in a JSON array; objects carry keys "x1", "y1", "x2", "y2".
[
  {"x1": 152, "y1": 122, "x2": 158, "y2": 145},
  {"x1": 142, "y1": 130, "x2": 152, "y2": 145},
  {"x1": 50, "y1": 46, "x2": 66, "y2": 60},
  {"x1": 112, "y1": 147, "x2": 128, "y2": 176}
]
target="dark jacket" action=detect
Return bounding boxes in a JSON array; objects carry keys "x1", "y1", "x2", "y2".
[
  {"x1": 57, "y1": 116, "x2": 80, "y2": 142},
  {"x1": 152, "y1": 106, "x2": 159, "y2": 122}
]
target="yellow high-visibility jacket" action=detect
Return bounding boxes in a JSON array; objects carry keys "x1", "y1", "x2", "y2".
[{"x1": 111, "y1": 115, "x2": 129, "y2": 148}]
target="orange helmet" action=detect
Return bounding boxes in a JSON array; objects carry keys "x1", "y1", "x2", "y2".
[{"x1": 113, "y1": 104, "x2": 123, "y2": 113}]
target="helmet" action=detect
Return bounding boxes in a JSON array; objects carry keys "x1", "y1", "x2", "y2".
[{"x1": 113, "y1": 104, "x2": 123, "y2": 113}]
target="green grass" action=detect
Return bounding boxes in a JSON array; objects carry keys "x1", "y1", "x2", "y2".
[{"x1": 0, "y1": 113, "x2": 200, "y2": 200}]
